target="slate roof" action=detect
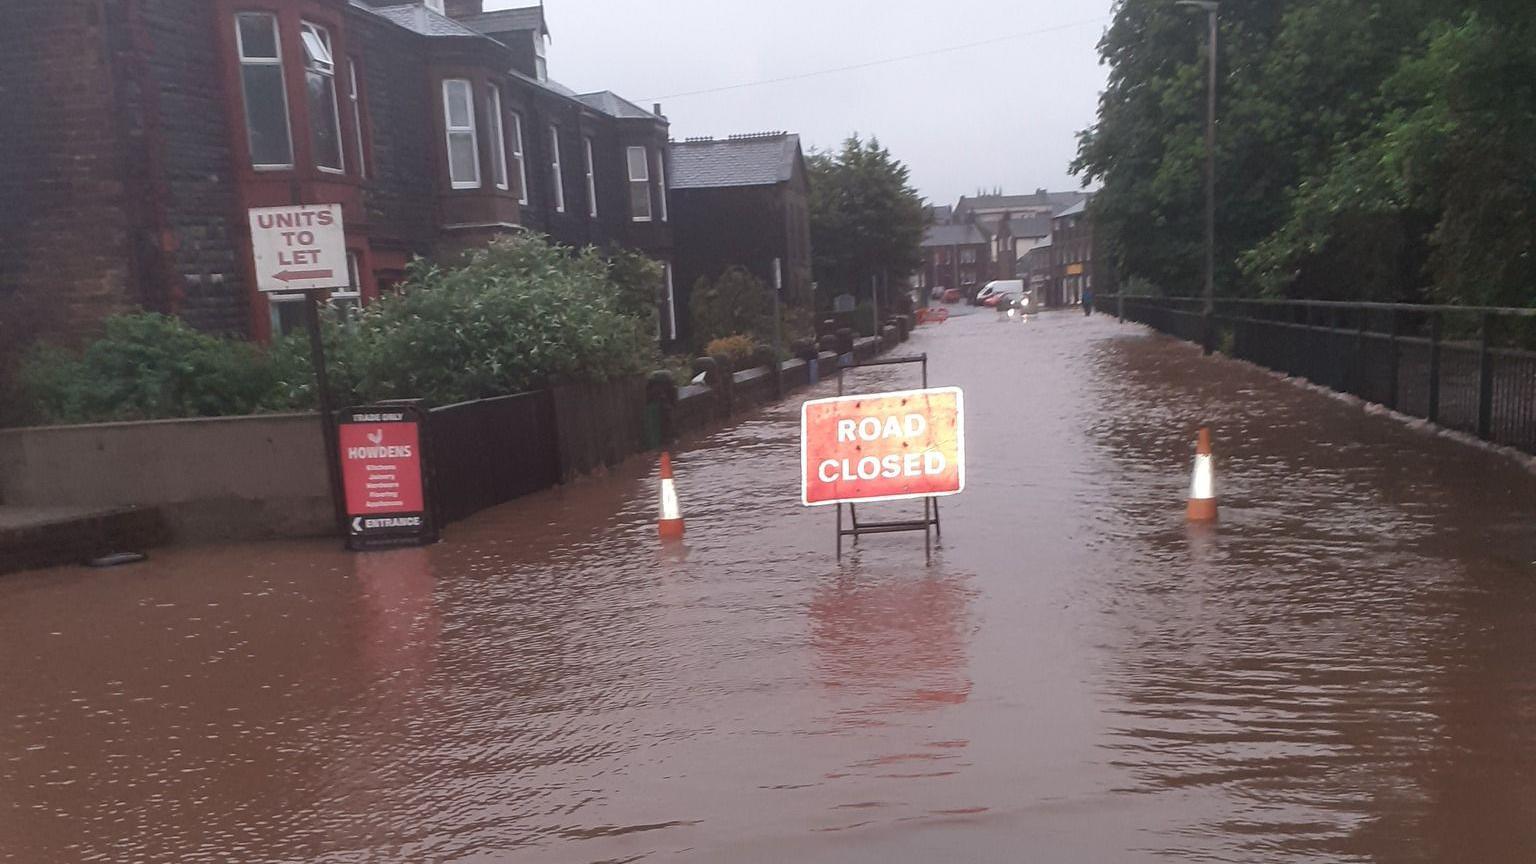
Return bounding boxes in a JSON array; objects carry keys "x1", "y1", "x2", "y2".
[
  {"x1": 958, "y1": 190, "x2": 1088, "y2": 215},
  {"x1": 668, "y1": 134, "x2": 801, "y2": 190},
  {"x1": 578, "y1": 91, "x2": 658, "y2": 120},
  {"x1": 927, "y1": 204, "x2": 954, "y2": 224},
  {"x1": 1054, "y1": 199, "x2": 1088, "y2": 219},
  {"x1": 1007, "y1": 213, "x2": 1053, "y2": 238},
  {"x1": 364, "y1": 3, "x2": 484, "y2": 37},
  {"x1": 457, "y1": 6, "x2": 549, "y2": 38},
  {"x1": 922, "y1": 223, "x2": 989, "y2": 247}
]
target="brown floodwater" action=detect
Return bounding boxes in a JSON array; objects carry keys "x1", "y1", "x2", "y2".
[{"x1": 3, "y1": 309, "x2": 1534, "y2": 862}]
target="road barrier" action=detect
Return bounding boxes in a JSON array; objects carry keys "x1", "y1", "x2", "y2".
[{"x1": 1098, "y1": 294, "x2": 1536, "y2": 456}]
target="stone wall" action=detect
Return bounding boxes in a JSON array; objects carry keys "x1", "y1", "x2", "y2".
[{"x1": 0, "y1": 413, "x2": 333, "y2": 542}]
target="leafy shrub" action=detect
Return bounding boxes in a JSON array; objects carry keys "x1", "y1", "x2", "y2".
[
  {"x1": 12, "y1": 235, "x2": 663, "y2": 425},
  {"x1": 16, "y1": 314, "x2": 285, "y2": 425},
  {"x1": 337, "y1": 235, "x2": 658, "y2": 404},
  {"x1": 690, "y1": 267, "x2": 775, "y2": 351},
  {"x1": 703, "y1": 335, "x2": 758, "y2": 372}
]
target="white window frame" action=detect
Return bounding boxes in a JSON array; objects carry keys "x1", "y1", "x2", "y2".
[
  {"x1": 234, "y1": 12, "x2": 293, "y2": 171},
  {"x1": 510, "y1": 112, "x2": 528, "y2": 204},
  {"x1": 347, "y1": 59, "x2": 366, "y2": 178},
  {"x1": 549, "y1": 125, "x2": 566, "y2": 213},
  {"x1": 654, "y1": 150, "x2": 668, "y2": 222},
  {"x1": 583, "y1": 138, "x2": 598, "y2": 218},
  {"x1": 661, "y1": 262, "x2": 677, "y2": 340},
  {"x1": 442, "y1": 79, "x2": 480, "y2": 190},
  {"x1": 627, "y1": 146, "x2": 651, "y2": 222},
  {"x1": 486, "y1": 85, "x2": 509, "y2": 191},
  {"x1": 301, "y1": 21, "x2": 345, "y2": 174}
]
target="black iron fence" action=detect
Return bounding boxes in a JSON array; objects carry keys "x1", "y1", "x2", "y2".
[{"x1": 1097, "y1": 294, "x2": 1536, "y2": 455}]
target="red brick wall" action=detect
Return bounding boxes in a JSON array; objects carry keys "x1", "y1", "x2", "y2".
[{"x1": 0, "y1": 1, "x2": 138, "y2": 359}]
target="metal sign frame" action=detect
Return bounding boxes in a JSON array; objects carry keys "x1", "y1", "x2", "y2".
[
  {"x1": 338, "y1": 402, "x2": 439, "y2": 551},
  {"x1": 833, "y1": 354, "x2": 945, "y2": 561}
]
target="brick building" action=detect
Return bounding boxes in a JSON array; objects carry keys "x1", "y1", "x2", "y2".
[
  {"x1": 918, "y1": 224, "x2": 992, "y2": 298},
  {"x1": 1050, "y1": 199, "x2": 1111, "y2": 306},
  {"x1": 667, "y1": 133, "x2": 812, "y2": 346},
  {"x1": 0, "y1": 0, "x2": 677, "y2": 353}
]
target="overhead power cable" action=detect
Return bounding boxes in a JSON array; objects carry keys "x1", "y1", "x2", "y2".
[{"x1": 644, "y1": 17, "x2": 1112, "y2": 101}]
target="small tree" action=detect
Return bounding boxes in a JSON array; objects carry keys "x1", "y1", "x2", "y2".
[{"x1": 689, "y1": 267, "x2": 775, "y2": 352}]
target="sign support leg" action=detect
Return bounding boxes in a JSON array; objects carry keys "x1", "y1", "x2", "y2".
[
  {"x1": 304, "y1": 290, "x2": 347, "y2": 535},
  {"x1": 923, "y1": 497, "x2": 932, "y2": 562},
  {"x1": 836, "y1": 503, "x2": 843, "y2": 560}
]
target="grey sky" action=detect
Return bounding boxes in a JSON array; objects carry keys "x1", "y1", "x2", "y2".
[{"x1": 486, "y1": 0, "x2": 1114, "y2": 207}]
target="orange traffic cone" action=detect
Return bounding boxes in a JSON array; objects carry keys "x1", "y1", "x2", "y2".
[
  {"x1": 1187, "y1": 427, "x2": 1218, "y2": 523},
  {"x1": 657, "y1": 452, "x2": 685, "y2": 538}
]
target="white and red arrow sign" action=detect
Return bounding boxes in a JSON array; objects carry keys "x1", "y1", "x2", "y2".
[{"x1": 248, "y1": 203, "x2": 349, "y2": 294}]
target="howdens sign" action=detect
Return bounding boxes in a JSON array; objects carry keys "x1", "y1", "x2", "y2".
[
  {"x1": 338, "y1": 404, "x2": 437, "y2": 550},
  {"x1": 801, "y1": 387, "x2": 965, "y2": 506}
]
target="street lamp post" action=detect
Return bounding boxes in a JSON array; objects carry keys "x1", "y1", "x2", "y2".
[{"x1": 1178, "y1": 0, "x2": 1218, "y2": 355}]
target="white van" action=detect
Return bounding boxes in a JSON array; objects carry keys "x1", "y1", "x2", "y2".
[{"x1": 976, "y1": 279, "x2": 1024, "y2": 306}]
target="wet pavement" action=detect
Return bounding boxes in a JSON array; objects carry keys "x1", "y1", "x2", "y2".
[{"x1": 3, "y1": 308, "x2": 1535, "y2": 863}]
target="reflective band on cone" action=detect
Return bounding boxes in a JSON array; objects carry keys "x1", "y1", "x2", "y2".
[
  {"x1": 1187, "y1": 427, "x2": 1218, "y2": 523},
  {"x1": 658, "y1": 452, "x2": 685, "y2": 538}
]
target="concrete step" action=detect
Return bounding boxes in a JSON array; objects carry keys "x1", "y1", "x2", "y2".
[{"x1": 0, "y1": 506, "x2": 169, "y2": 575}]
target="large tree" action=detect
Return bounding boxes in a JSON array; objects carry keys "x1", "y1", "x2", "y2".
[
  {"x1": 807, "y1": 135, "x2": 927, "y2": 307},
  {"x1": 1074, "y1": 0, "x2": 1536, "y2": 306}
]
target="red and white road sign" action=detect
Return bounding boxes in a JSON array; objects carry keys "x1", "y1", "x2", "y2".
[
  {"x1": 248, "y1": 203, "x2": 349, "y2": 293},
  {"x1": 801, "y1": 387, "x2": 965, "y2": 506}
]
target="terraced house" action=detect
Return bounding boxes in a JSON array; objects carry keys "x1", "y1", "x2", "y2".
[{"x1": 0, "y1": 0, "x2": 679, "y2": 354}]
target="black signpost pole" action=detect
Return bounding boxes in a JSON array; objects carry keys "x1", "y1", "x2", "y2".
[{"x1": 304, "y1": 289, "x2": 347, "y2": 535}]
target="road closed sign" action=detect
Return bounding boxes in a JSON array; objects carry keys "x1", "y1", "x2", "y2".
[
  {"x1": 801, "y1": 387, "x2": 965, "y2": 506},
  {"x1": 339, "y1": 404, "x2": 437, "y2": 550},
  {"x1": 248, "y1": 203, "x2": 349, "y2": 293}
]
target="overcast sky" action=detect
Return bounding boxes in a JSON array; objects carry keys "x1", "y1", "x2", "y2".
[{"x1": 485, "y1": 0, "x2": 1114, "y2": 207}]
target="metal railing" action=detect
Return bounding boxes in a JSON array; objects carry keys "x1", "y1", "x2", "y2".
[{"x1": 1097, "y1": 294, "x2": 1536, "y2": 455}]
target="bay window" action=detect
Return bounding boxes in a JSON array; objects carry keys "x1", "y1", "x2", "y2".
[
  {"x1": 654, "y1": 151, "x2": 668, "y2": 221},
  {"x1": 510, "y1": 112, "x2": 528, "y2": 204},
  {"x1": 348, "y1": 59, "x2": 366, "y2": 178},
  {"x1": 549, "y1": 126, "x2": 565, "y2": 212},
  {"x1": 627, "y1": 146, "x2": 651, "y2": 221},
  {"x1": 442, "y1": 79, "x2": 480, "y2": 189},
  {"x1": 583, "y1": 138, "x2": 597, "y2": 217},
  {"x1": 301, "y1": 22, "x2": 344, "y2": 173},
  {"x1": 486, "y1": 85, "x2": 509, "y2": 191},
  {"x1": 235, "y1": 13, "x2": 293, "y2": 169}
]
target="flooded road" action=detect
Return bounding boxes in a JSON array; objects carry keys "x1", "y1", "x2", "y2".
[{"x1": 4, "y1": 309, "x2": 1535, "y2": 862}]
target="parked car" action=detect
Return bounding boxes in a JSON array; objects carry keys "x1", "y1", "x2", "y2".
[{"x1": 941, "y1": 288, "x2": 963, "y2": 304}]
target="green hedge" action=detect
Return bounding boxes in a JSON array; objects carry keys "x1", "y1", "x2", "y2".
[{"x1": 12, "y1": 235, "x2": 662, "y2": 426}]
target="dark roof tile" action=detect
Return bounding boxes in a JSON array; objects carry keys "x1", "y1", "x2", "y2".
[{"x1": 668, "y1": 134, "x2": 801, "y2": 189}]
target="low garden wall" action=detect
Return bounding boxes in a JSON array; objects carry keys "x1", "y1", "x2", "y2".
[
  {"x1": 0, "y1": 413, "x2": 334, "y2": 541},
  {"x1": 0, "y1": 335, "x2": 908, "y2": 547}
]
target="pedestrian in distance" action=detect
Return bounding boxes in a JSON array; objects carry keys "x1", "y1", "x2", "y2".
[{"x1": 1083, "y1": 287, "x2": 1094, "y2": 316}]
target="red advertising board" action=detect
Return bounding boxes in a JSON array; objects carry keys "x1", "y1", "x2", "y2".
[
  {"x1": 338, "y1": 405, "x2": 435, "y2": 549},
  {"x1": 801, "y1": 387, "x2": 965, "y2": 506}
]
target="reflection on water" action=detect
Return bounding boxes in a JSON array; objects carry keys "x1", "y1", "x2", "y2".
[{"x1": 1, "y1": 312, "x2": 1533, "y2": 862}]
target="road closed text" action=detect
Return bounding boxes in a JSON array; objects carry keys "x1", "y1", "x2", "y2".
[{"x1": 801, "y1": 387, "x2": 965, "y2": 506}]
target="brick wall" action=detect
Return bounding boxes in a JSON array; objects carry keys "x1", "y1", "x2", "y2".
[
  {"x1": 0, "y1": 1, "x2": 135, "y2": 360},
  {"x1": 142, "y1": 0, "x2": 247, "y2": 335},
  {"x1": 353, "y1": 11, "x2": 439, "y2": 261}
]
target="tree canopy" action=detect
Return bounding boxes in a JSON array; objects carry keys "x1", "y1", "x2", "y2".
[
  {"x1": 1074, "y1": 0, "x2": 1536, "y2": 305},
  {"x1": 807, "y1": 135, "x2": 928, "y2": 304}
]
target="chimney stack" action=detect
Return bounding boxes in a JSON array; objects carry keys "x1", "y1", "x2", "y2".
[{"x1": 444, "y1": 0, "x2": 483, "y2": 18}]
